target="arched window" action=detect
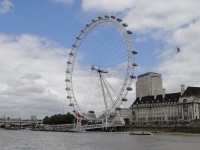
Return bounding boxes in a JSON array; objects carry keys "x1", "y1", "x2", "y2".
[{"x1": 183, "y1": 99, "x2": 187, "y2": 103}]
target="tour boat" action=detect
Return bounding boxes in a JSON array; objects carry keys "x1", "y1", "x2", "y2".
[{"x1": 129, "y1": 131, "x2": 153, "y2": 135}]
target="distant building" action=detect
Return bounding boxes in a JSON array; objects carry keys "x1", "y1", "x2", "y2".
[
  {"x1": 30, "y1": 115, "x2": 37, "y2": 122},
  {"x1": 178, "y1": 86, "x2": 200, "y2": 122},
  {"x1": 132, "y1": 84, "x2": 200, "y2": 126},
  {"x1": 119, "y1": 108, "x2": 133, "y2": 124},
  {"x1": 136, "y1": 72, "x2": 163, "y2": 98},
  {"x1": 131, "y1": 88, "x2": 181, "y2": 126}
]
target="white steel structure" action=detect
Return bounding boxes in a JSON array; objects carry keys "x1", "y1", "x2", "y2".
[{"x1": 65, "y1": 15, "x2": 137, "y2": 131}]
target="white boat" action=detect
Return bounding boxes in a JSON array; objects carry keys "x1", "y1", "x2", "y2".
[{"x1": 129, "y1": 131, "x2": 153, "y2": 135}]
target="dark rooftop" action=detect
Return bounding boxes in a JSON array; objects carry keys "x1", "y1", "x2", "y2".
[
  {"x1": 181, "y1": 86, "x2": 200, "y2": 97},
  {"x1": 131, "y1": 92, "x2": 181, "y2": 107},
  {"x1": 137, "y1": 72, "x2": 161, "y2": 78},
  {"x1": 131, "y1": 86, "x2": 200, "y2": 107}
]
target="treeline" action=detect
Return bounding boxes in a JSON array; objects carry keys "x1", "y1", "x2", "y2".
[{"x1": 43, "y1": 112, "x2": 75, "y2": 124}]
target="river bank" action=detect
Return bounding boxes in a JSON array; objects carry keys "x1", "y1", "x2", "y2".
[{"x1": 124, "y1": 126, "x2": 200, "y2": 134}]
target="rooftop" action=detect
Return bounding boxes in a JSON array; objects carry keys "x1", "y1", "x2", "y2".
[
  {"x1": 137, "y1": 72, "x2": 161, "y2": 78},
  {"x1": 181, "y1": 86, "x2": 200, "y2": 97},
  {"x1": 131, "y1": 86, "x2": 200, "y2": 107},
  {"x1": 132, "y1": 92, "x2": 180, "y2": 106}
]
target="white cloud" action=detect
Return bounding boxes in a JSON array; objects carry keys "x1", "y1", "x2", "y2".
[
  {"x1": 0, "y1": 33, "x2": 70, "y2": 119},
  {"x1": 123, "y1": 0, "x2": 200, "y2": 35},
  {"x1": 81, "y1": 0, "x2": 200, "y2": 99},
  {"x1": 82, "y1": 0, "x2": 200, "y2": 35},
  {"x1": 51, "y1": 0, "x2": 75, "y2": 5},
  {"x1": 157, "y1": 19, "x2": 200, "y2": 92},
  {"x1": 82, "y1": 0, "x2": 133, "y2": 13},
  {"x1": 0, "y1": 0, "x2": 14, "y2": 14}
]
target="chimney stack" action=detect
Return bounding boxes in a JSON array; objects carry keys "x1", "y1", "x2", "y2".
[
  {"x1": 181, "y1": 84, "x2": 185, "y2": 95},
  {"x1": 139, "y1": 92, "x2": 142, "y2": 101},
  {"x1": 162, "y1": 88, "x2": 166, "y2": 99},
  {"x1": 154, "y1": 90, "x2": 156, "y2": 99}
]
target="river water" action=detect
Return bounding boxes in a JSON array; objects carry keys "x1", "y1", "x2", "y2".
[{"x1": 0, "y1": 128, "x2": 200, "y2": 150}]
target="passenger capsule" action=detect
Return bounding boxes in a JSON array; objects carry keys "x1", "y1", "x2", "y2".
[
  {"x1": 69, "y1": 52, "x2": 74, "y2": 56},
  {"x1": 92, "y1": 19, "x2": 96, "y2": 22},
  {"x1": 66, "y1": 70, "x2": 70, "y2": 73},
  {"x1": 88, "y1": 110, "x2": 95, "y2": 113},
  {"x1": 127, "y1": 87, "x2": 132, "y2": 91},
  {"x1": 104, "y1": 15, "x2": 109, "y2": 19},
  {"x1": 66, "y1": 87, "x2": 70, "y2": 91},
  {"x1": 65, "y1": 79, "x2": 70, "y2": 82},
  {"x1": 130, "y1": 75, "x2": 136, "y2": 79},
  {"x1": 81, "y1": 30, "x2": 85, "y2": 33},
  {"x1": 115, "y1": 107, "x2": 121, "y2": 111},
  {"x1": 67, "y1": 96, "x2": 72, "y2": 99},
  {"x1": 132, "y1": 51, "x2": 138, "y2": 55},
  {"x1": 98, "y1": 16, "x2": 103, "y2": 20},
  {"x1": 76, "y1": 37, "x2": 81, "y2": 40},
  {"x1": 132, "y1": 62, "x2": 138, "y2": 67},
  {"x1": 122, "y1": 98, "x2": 128, "y2": 102},
  {"x1": 117, "y1": 18, "x2": 122, "y2": 22},
  {"x1": 127, "y1": 30, "x2": 132, "y2": 34},
  {"x1": 122, "y1": 23, "x2": 128, "y2": 27},
  {"x1": 69, "y1": 103, "x2": 74, "y2": 106},
  {"x1": 72, "y1": 45, "x2": 77, "y2": 48},
  {"x1": 86, "y1": 24, "x2": 90, "y2": 27},
  {"x1": 111, "y1": 16, "x2": 116, "y2": 19},
  {"x1": 67, "y1": 61, "x2": 72, "y2": 64}
]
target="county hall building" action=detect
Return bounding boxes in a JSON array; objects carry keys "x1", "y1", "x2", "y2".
[{"x1": 131, "y1": 72, "x2": 200, "y2": 126}]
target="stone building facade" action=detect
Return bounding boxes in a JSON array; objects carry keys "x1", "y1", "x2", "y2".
[{"x1": 131, "y1": 86, "x2": 200, "y2": 126}]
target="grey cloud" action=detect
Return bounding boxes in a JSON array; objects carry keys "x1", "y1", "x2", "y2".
[{"x1": 20, "y1": 73, "x2": 42, "y2": 81}]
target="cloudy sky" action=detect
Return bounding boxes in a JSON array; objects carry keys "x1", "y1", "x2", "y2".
[{"x1": 0, "y1": 0, "x2": 200, "y2": 119}]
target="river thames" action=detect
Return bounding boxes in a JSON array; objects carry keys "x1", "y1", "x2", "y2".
[{"x1": 0, "y1": 128, "x2": 200, "y2": 150}]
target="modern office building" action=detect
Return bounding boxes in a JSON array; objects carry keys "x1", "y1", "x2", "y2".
[{"x1": 136, "y1": 72, "x2": 163, "y2": 98}]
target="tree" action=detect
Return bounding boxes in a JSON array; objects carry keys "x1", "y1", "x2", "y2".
[
  {"x1": 42, "y1": 113, "x2": 75, "y2": 125},
  {"x1": 43, "y1": 116, "x2": 50, "y2": 124}
]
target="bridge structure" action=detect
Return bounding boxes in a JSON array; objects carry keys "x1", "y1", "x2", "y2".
[{"x1": 0, "y1": 118, "x2": 42, "y2": 129}]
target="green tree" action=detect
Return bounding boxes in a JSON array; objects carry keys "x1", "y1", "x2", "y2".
[
  {"x1": 43, "y1": 116, "x2": 50, "y2": 124},
  {"x1": 42, "y1": 112, "x2": 75, "y2": 125}
]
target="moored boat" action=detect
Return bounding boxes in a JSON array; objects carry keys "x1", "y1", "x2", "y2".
[{"x1": 129, "y1": 131, "x2": 153, "y2": 135}]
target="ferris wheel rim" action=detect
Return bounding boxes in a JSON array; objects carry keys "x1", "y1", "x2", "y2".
[{"x1": 65, "y1": 15, "x2": 137, "y2": 119}]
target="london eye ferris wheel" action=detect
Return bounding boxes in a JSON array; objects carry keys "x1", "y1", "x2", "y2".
[{"x1": 65, "y1": 15, "x2": 137, "y2": 124}]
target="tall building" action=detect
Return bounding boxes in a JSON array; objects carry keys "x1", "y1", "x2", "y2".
[{"x1": 136, "y1": 72, "x2": 163, "y2": 98}]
